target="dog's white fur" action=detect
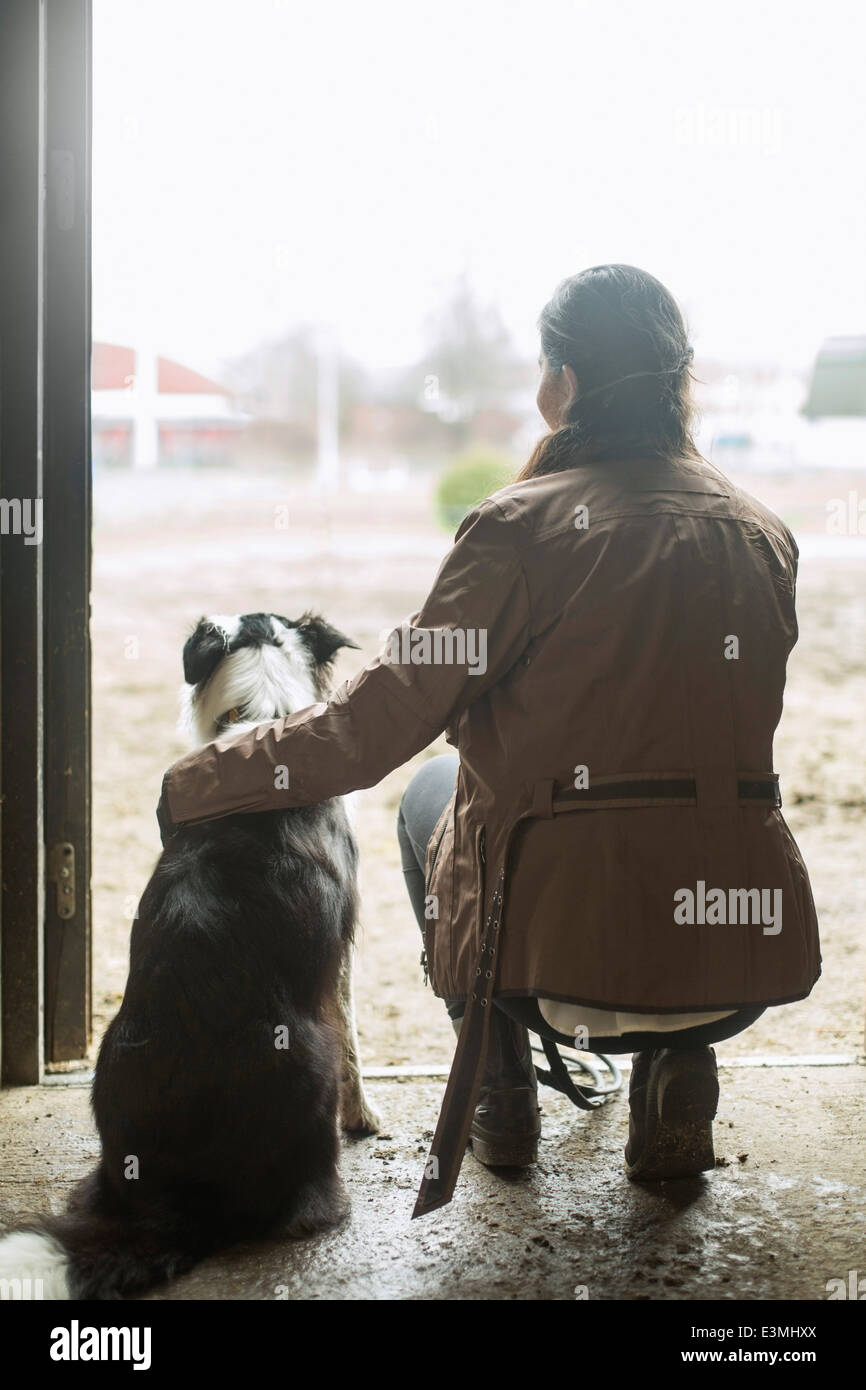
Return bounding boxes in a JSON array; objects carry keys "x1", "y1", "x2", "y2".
[
  {"x1": 0, "y1": 1230, "x2": 70, "y2": 1300},
  {"x1": 180, "y1": 616, "x2": 319, "y2": 744}
]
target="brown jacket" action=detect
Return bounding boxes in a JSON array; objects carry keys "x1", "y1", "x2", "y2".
[{"x1": 163, "y1": 454, "x2": 821, "y2": 1016}]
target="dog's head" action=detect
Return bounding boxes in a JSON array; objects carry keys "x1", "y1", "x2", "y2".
[{"x1": 179, "y1": 611, "x2": 359, "y2": 746}]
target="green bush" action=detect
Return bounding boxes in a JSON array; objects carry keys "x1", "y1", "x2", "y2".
[{"x1": 435, "y1": 448, "x2": 515, "y2": 531}]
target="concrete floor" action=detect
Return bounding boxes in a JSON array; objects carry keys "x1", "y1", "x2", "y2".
[{"x1": 1, "y1": 1062, "x2": 864, "y2": 1300}]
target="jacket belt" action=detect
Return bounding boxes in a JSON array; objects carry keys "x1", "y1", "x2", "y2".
[
  {"x1": 552, "y1": 775, "x2": 781, "y2": 808},
  {"x1": 412, "y1": 773, "x2": 781, "y2": 1218}
]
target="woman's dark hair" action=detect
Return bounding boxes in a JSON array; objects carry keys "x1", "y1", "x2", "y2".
[{"x1": 518, "y1": 264, "x2": 700, "y2": 479}]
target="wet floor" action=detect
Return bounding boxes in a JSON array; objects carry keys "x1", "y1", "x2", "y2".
[{"x1": 1, "y1": 1063, "x2": 863, "y2": 1300}]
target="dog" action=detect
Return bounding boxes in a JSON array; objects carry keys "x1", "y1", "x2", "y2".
[{"x1": 0, "y1": 611, "x2": 380, "y2": 1299}]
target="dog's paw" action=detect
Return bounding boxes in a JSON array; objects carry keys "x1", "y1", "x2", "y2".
[
  {"x1": 281, "y1": 1175, "x2": 350, "y2": 1238},
  {"x1": 341, "y1": 1096, "x2": 382, "y2": 1136}
]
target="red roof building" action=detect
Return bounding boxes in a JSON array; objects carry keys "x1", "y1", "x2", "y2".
[{"x1": 91, "y1": 342, "x2": 247, "y2": 469}]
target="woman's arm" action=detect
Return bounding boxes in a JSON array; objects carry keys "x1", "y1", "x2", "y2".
[{"x1": 158, "y1": 498, "x2": 531, "y2": 833}]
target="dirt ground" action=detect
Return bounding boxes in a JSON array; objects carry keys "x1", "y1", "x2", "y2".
[{"x1": 89, "y1": 464, "x2": 866, "y2": 1070}]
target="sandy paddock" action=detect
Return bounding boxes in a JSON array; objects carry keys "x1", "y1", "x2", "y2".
[{"x1": 90, "y1": 466, "x2": 866, "y2": 1069}]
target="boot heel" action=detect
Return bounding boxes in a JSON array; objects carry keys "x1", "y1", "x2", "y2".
[
  {"x1": 626, "y1": 1048, "x2": 719, "y2": 1182},
  {"x1": 649, "y1": 1068, "x2": 719, "y2": 1178},
  {"x1": 466, "y1": 1011, "x2": 541, "y2": 1169},
  {"x1": 471, "y1": 1134, "x2": 539, "y2": 1168}
]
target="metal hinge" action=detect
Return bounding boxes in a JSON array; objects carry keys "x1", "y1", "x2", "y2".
[{"x1": 47, "y1": 842, "x2": 76, "y2": 920}]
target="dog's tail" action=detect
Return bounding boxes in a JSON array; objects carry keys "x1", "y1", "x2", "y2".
[{"x1": 0, "y1": 1176, "x2": 201, "y2": 1300}]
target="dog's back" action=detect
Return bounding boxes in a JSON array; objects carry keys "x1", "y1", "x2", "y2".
[{"x1": 93, "y1": 804, "x2": 357, "y2": 1251}]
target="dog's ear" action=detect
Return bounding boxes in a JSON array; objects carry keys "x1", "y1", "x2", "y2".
[
  {"x1": 295, "y1": 612, "x2": 360, "y2": 668},
  {"x1": 183, "y1": 619, "x2": 229, "y2": 686}
]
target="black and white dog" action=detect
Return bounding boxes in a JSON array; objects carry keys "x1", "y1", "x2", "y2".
[{"x1": 0, "y1": 612, "x2": 380, "y2": 1299}]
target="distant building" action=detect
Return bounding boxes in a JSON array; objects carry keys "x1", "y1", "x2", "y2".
[
  {"x1": 691, "y1": 358, "x2": 807, "y2": 472},
  {"x1": 91, "y1": 342, "x2": 248, "y2": 469},
  {"x1": 799, "y1": 336, "x2": 866, "y2": 469},
  {"x1": 803, "y1": 336, "x2": 866, "y2": 418}
]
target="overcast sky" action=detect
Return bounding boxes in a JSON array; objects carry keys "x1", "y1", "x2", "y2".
[{"x1": 93, "y1": 0, "x2": 865, "y2": 379}]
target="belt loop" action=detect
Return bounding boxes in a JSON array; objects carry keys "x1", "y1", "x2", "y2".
[{"x1": 531, "y1": 779, "x2": 555, "y2": 819}]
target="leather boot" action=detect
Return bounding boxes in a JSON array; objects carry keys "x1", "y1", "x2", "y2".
[
  {"x1": 625, "y1": 1046, "x2": 719, "y2": 1181},
  {"x1": 453, "y1": 1008, "x2": 541, "y2": 1167}
]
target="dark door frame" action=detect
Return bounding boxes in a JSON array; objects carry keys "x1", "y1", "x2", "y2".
[{"x1": 0, "y1": 0, "x2": 92, "y2": 1082}]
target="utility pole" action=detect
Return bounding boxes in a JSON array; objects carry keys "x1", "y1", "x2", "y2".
[
  {"x1": 315, "y1": 323, "x2": 339, "y2": 492},
  {"x1": 131, "y1": 333, "x2": 160, "y2": 471}
]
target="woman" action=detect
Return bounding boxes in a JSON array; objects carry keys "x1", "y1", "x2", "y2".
[{"x1": 158, "y1": 265, "x2": 820, "y2": 1215}]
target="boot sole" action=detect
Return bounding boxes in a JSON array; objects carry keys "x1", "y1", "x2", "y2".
[
  {"x1": 470, "y1": 1133, "x2": 539, "y2": 1167},
  {"x1": 626, "y1": 1057, "x2": 719, "y2": 1182}
]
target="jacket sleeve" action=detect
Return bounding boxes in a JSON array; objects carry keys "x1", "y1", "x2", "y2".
[{"x1": 161, "y1": 499, "x2": 531, "y2": 827}]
